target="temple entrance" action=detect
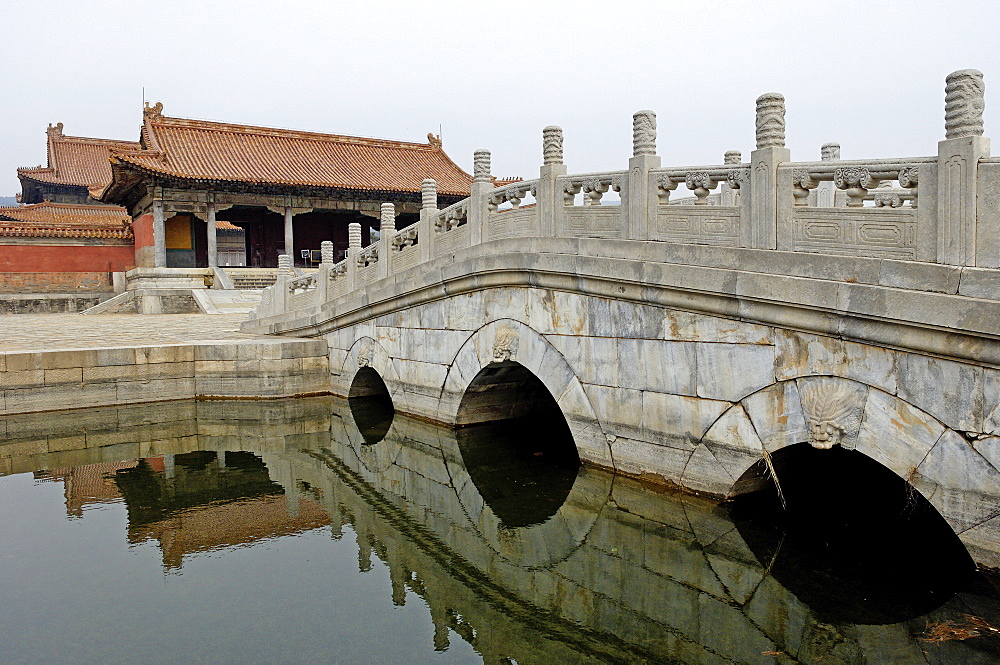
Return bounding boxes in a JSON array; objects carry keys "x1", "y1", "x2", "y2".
[
  {"x1": 164, "y1": 214, "x2": 207, "y2": 268},
  {"x1": 213, "y1": 206, "x2": 386, "y2": 268}
]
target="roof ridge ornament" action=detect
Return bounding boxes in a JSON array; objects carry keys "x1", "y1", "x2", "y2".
[
  {"x1": 143, "y1": 101, "x2": 164, "y2": 121},
  {"x1": 427, "y1": 132, "x2": 442, "y2": 149},
  {"x1": 46, "y1": 122, "x2": 64, "y2": 137}
]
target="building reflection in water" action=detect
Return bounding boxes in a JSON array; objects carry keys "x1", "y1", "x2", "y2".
[
  {"x1": 38, "y1": 451, "x2": 331, "y2": 571},
  {"x1": 5, "y1": 396, "x2": 1000, "y2": 664}
]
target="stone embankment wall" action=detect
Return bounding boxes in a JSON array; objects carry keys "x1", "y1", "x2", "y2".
[{"x1": 0, "y1": 338, "x2": 330, "y2": 420}]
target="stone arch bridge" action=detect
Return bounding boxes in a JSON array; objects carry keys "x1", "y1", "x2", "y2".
[{"x1": 245, "y1": 69, "x2": 1000, "y2": 569}]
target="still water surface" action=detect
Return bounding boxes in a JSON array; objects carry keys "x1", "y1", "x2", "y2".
[{"x1": 1, "y1": 396, "x2": 998, "y2": 664}]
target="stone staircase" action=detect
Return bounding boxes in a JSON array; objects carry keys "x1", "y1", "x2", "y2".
[
  {"x1": 222, "y1": 268, "x2": 279, "y2": 290},
  {"x1": 191, "y1": 289, "x2": 263, "y2": 315}
]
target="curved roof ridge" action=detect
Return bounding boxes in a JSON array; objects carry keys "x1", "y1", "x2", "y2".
[{"x1": 149, "y1": 114, "x2": 443, "y2": 151}]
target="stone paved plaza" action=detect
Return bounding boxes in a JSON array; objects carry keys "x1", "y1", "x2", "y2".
[{"x1": 0, "y1": 313, "x2": 267, "y2": 352}]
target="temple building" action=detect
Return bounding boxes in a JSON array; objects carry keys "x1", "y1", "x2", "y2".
[
  {"x1": 17, "y1": 123, "x2": 138, "y2": 205},
  {"x1": 97, "y1": 102, "x2": 473, "y2": 269}
]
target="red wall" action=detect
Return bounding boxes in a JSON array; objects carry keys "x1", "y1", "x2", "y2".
[
  {"x1": 134, "y1": 213, "x2": 154, "y2": 251},
  {"x1": 0, "y1": 272, "x2": 113, "y2": 294},
  {"x1": 0, "y1": 244, "x2": 135, "y2": 272}
]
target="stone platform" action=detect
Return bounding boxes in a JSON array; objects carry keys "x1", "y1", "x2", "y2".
[{"x1": 0, "y1": 314, "x2": 331, "y2": 416}]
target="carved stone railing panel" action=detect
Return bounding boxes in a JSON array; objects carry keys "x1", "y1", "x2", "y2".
[
  {"x1": 558, "y1": 172, "x2": 625, "y2": 206},
  {"x1": 791, "y1": 208, "x2": 918, "y2": 259},
  {"x1": 652, "y1": 207, "x2": 740, "y2": 246},
  {"x1": 434, "y1": 224, "x2": 470, "y2": 257},
  {"x1": 487, "y1": 207, "x2": 538, "y2": 240},
  {"x1": 287, "y1": 291, "x2": 316, "y2": 312},
  {"x1": 392, "y1": 244, "x2": 422, "y2": 272},
  {"x1": 356, "y1": 263, "x2": 379, "y2": 287},
  {"x1": 391, "y1": 225, "x2": 420, "y2": 251},
  {"x1": 785, "y1": 159, "x2": 932, "y2": 208},
  {"x1": 560, "y1": 206, "x2": 624, "y2": 238},
  {"x1": 432, "y1": 201, "x2": 469, "y2": 233},
  {"x1": 487, "y1": 179, "x2": 539, "y2": 212},
  {"x1": 653, "y1": 166, "x2": 731, "y2": 204},
  {"x1": 356, "y1": 243, "x2": 379, "y2": 268},
  {"x1": 287, "y1": 273, "x2": 317, "y2": 295},
  {"x1": 328, "y1": 278, "x2": 349, "y2": 300}
]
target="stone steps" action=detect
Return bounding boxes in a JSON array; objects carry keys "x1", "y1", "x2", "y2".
[{"x1": 193, "y1": 289, "x2": 263, "y2": 315}]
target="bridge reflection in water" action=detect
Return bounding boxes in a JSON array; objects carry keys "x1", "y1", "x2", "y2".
[{"x1": 1, "y1": 397, "x2": 998, "y2": 664}]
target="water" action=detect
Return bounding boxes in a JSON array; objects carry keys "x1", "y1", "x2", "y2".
[{"x1": 1, "y1": 396, "x2": 998, "y2": 664}]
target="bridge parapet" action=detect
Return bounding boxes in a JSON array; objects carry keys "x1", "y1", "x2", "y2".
[{"x1": 251, "y1": 69, "x2": 995, "y2": 322}]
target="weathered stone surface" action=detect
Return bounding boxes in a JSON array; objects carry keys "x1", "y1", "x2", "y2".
[
  {"x1": 610, "y1": 436, "x2": 693, "y2": 485},
  {"x1": 911, "y1": 429, "x2": 1000, "y2": 532},
  {"x1": 983, "y1": 370, "x2": 1000, "y2": 435},
  {"x1": 642, "y1": 391, "x2": 729, "y2": 451},
  {"x1": 696, "y1": 342, "x2": 774, "y2": 401},
  {"x1": 663, "y1": 310, "x2": 771, "y2": 344},
  {"x1": 897, "y1": 354, "x2": 983, "y2": 433},
  {"x1": 742, "y1": 381, "x2": 807, "y2": 452},
  {"x1": 699, "y1": 404, "x2": 764, "y2": 486},
  {"x1": 855, "y1": 390, "x2": 944, "y2": 479}
]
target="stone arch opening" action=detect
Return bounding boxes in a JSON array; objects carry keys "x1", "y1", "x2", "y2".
[
  {"x1": 455, "y1": 361, "x2": 580, "y2": 528},
  {"x1": 348, "y1": 367, "x2": 394, "y2": 445},
  {"x1": 728, "y1": 442, "x2": 990, "y2": 625}
]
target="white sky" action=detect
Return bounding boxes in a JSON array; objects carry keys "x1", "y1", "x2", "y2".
[{"x1": 1, "y1": 0, "x2": 998, "y2": 196}]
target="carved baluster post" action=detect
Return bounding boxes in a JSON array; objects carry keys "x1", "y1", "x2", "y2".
[
  {"x1": 816, "y1": 143, "x2": 840, "y2": 207},
  {"x1": 538, "y1": 125, "x2": 566, "y2": 237},
  {"x1": 272, "y1": 254, "x2": 290, "y2": 313},
  {"x1": 418, "y1": 178, "x2": 437, "y2": 262},
  {"x1": 346, "y1": 222, "x2": 361, "y2": 291},
  {"x1": 379, "y1": 202, "x2": 395, "y2": 279},
  {"x1": 750, "y1": 93, "x2": 790, "y2": 249},
  {"x1": 720, "y1": 150, "x2": 741, "y2": 206},
  {"x1": 937, "y1": 69, "x2": 991, "y2": 266},
  {"x1": 628, "y1": 110, "x2": 660, "y2": 240},
  {"x1": 467, "y1": 149, "x2": 492, "y2": 246},
  {"x1": 317, "y1": 240, "x2": 334, "y2": 302}
]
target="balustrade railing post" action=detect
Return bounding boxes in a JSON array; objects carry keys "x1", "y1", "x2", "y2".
[
  {"x1": 748, "y1": 93, "x2": 791, "y2": 249},
  {"x1": 418, "y1": 178, "x2": 437, "y2": 262},
  {"x1": 814, "y1": 143, "x2": 841, "y2": 207},
  {"x1": 628, "y1": 110, "x2": 661, "y2": 240},
  {"x1": 273, "y1": 254, "x2": 291, "y2": 313},
  {"x1": 936, "y1": 69, "x2": 991, "y2": 266},
  {"x1": 379, "y1": 202, "x2": 395, "y2": 279},
  {"x1": 537, "y1": 126, "x2": 566, "y2": 237},
  {"x1": 468, "y1": 150, "x2": 492, "y2": 247},
  {"x1": 346, "y1": 222, "x2": 361, "y2": 291},
  {"x1": 716, "y1": 151, "x2": 741, "y2": 208},
  {"x1": 318, "y1": 240, "x2": 333, "y2": 302}
]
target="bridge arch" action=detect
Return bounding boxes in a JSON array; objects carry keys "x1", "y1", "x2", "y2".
[
  {"x1": 342, "y1": 336, "x2": 397, "y2": 398},
  {"x1": 683, "y1": 375, "x2": 1000, "y2": 565},
  {"x1": 437, "y1": 318, "x2": 612, "y2": 469}
]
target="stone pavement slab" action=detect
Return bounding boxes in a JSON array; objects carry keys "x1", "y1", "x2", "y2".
[{"x1": 0, "y1": 314, "x2": 273, "y2": 353}]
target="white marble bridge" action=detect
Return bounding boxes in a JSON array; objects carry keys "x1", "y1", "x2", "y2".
[{"x1": 245, "y1": 70, "x2": 1000, "y2": 568}]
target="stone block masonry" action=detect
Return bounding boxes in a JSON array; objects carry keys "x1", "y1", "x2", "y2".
[{"x1": 0, "y1": 337, "x2": 331, "y2": 416}]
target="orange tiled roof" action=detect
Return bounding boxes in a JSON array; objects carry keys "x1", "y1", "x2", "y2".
[
  {"x1": 0, "y1": 202, "x2": 133, "y2": 239},
  {"x1": 104, "y1": 104, "x2": 474, "y2": 197},
  {"x1": 17, "y1": 124, "x2": 139, "y2": 187}
]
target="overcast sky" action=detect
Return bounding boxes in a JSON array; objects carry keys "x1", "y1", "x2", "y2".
[{"x1": 2, "y1": 0, "x2": 998, "y2": 196}]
